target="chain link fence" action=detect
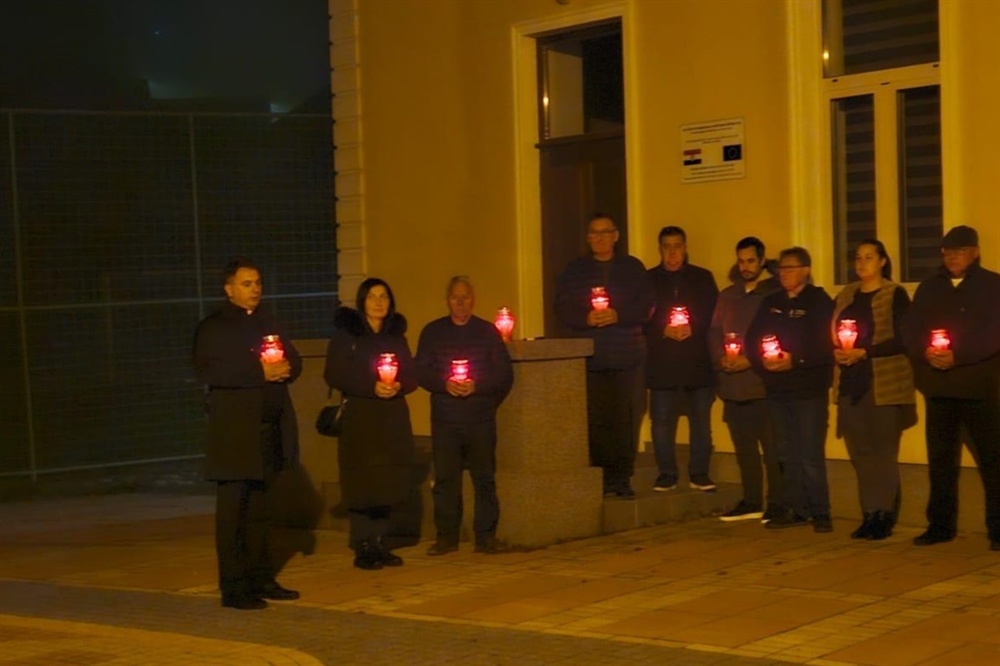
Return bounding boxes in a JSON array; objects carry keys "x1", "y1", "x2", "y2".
[{"x1": 0, "y1": 109, "x2": 336, "y2": 481}]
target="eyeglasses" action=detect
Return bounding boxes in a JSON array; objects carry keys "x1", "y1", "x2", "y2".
[{"x1": 777, "y1": 264, "x2": 808, "y2": 271}]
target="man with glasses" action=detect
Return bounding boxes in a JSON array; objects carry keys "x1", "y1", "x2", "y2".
[
  {"x1": 555, "y1": 213, "x2": 654, "y2": 498},
  {"x1": 902, "y1": 225, "x2": 1000, "y2": 551},
  {"x1": 745, "y1": 247, "x2": 835, "y2": 532}
]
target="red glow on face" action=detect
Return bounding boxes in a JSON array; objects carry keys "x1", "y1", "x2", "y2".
[
  {"x1": 761, "y1": 334, "x2": 782, "y2": 359},
  {"x1": 724, "y1": 332, "x2": 742, "y2": 357},
  {"x1": 494, "y1": 307, "x2": 515, "y2": 342},
  {"x1": 450, "y1": 359, "x2": 470, "y2": 382},
  {"x1": 669, "y1": 306, "x2": 690, "y2": 327},
  {"x1": 837, "y1": 319, "x2": 858, "y2": 350},
  {"x1": 591, "y1": 286, "x2": 609, "y2": 311},
  {"x1": 260, "y1": 335, "x2": 285, "y2": 362},
  {"x1": 377, "y1": 353, "x2": 398, "y2": 383},
  {"x1": 931, "y1": 329, "x2": 951, "y2": 350}
]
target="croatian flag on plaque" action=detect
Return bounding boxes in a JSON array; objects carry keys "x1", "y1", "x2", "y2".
[{"x1": 683, "y1": 148, "x2": 702, "y2": 166}]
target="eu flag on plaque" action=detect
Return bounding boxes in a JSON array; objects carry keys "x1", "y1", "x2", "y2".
[{"x1": 722, "y1": 144, "x2": 743, "y2": 162}]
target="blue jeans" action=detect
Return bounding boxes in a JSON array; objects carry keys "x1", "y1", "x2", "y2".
[
  {"x1": 768, "y1": 397, "x2": 830, "y2": 518},
  {"x1": 650, "y1": 387, "x2": 715, "y2": 480}
]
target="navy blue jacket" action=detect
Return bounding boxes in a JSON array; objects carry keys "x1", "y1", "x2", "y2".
[
  {"x1": 415, "y1": 315, "x2": 514, "y2": 424},
  {"x1": 554, "y1": 254, "x2": 654, "y2": 371}
]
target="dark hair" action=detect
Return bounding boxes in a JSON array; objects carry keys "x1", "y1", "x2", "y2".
[
  {"x1": 779, "y1": 246, "x2": 812, "y2": 267},
  {"x1": 658, "y1": 226, "x2": 686, "y2": 243},
  {"x1": 588, "y1": 212, "x2": 617, "y2": 228},
  {"x1": 856, "y1": 238, "x2": 893, "y2": 280},
  {"x1": 356, "y1": 277, "x2": 397, "y2": 331},
  {"x1": 221, "y1": 256, "x2": 259, "y2": 285},
  {"x1": 735, "y1": 236, "x2": 765, "y2": 259}
]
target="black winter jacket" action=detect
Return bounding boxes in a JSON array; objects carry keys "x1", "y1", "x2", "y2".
[
  {"x1": 902, "y1": 262, "x2": 1000, "y2": 400},
  {"x1": 415, "y1": 315, "x2": 514, "y2": 424},
  {"x1": 745, "y1": 284, "x2": 835, "y2": 400},
  {"x1": 645, "y1": 262, "x2": 719, "y2": 389},
  {"x1": 554, "y1": 254, "x2": 654, "y2": 371}
]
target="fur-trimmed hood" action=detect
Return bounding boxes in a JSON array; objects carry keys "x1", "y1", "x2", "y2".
[{"x1": 334, "y1": 306, "x2": 408, "y2": 336}]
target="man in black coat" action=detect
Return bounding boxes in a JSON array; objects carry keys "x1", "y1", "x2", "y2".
[
  {"x1": 193, "y1": 257, "x2": 302, "y2": 610},
  {"x1": 416, "y1": 276, "x2": 514, "y2": 555},
  {"x1": 645, "y1": 226, "x2": 720, "y2": 492},
  {"x1": 745, "y1": 247, "x2": 835, "y2": 533},
  {"x1": 902, "y1": 225, "x2": 1000, "y2": 551},
  {"x1": 555, "y1": 213, "x2": 654, "y2": 498}
]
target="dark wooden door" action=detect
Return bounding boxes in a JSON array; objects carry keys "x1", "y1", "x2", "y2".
[{"x1": 539, "y1": 131, "x2": 627, "y2": 337}]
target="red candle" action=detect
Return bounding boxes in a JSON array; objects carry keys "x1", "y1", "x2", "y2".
[
  {"x1": 837, "y1": 319, "x2": 858, "y2": 351},
  {"x1": 377, "y1": 353, "x2": 398, "y2": 384},
  {"x1": 761, "y1": 334, "x2": 782, "y2": 360},
  {"x1": 590, "y1": 286, "x2": 610, "y2": 311},
  {"x1": 668, "y1": 306, "x2": 690, "y2": 327},
  {"x1": 260, "y1": 335, "x2": 285, "y2": 363},
  {"x1": 450, "y1": 359, "x2": 470, "y2": 383},
  {"x1": 494, "y1": 307, "x2": 515, "y2": 342},
  {"x1": 930, "y1": 329, "x2": 951, "y2": 351},
  {"x1": 724, "y1": 332, "x2": 742, "y2": 358}
]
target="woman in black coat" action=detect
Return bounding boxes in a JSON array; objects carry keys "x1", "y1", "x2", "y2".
[{"x1": 324, "y1": 278, "x2": 417, "y2": 570}]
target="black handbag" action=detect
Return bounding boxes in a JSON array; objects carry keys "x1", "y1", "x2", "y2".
[{"x1": 315, "y1": 391, "x2": 345, "y2": 437}]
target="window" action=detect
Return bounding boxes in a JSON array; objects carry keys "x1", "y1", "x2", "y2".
[{"x1": 823, "y1": 0, "x2": 941, "y2": 284}]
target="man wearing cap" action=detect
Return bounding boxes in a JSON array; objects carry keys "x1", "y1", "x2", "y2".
[{"x1": 903, "y1": 225, "x2": 1000, "y2": 551}]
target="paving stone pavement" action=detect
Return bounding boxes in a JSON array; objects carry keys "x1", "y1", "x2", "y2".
[{"x1": 0, "y1": 493, "x2": 997, "y2": 665}]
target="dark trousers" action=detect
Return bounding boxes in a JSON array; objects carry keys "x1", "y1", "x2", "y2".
[
  {"x1": 650, "y1": 387, "x2": 715, "y2": 480},
  {"x1": 348, "y1": 506, "x2": 390, "y2": 550},
  {"x1": 586, "y1": 365, "x2": 645, "y2": 490},
  {"x1": 431, "y1": 420, "x2": 499, "y2": 542},
  {"x1": 215, "y1": 424, "x2": 279, "y2": 597},
  {"x1": 839, "y1": 392, "x2": 902, "y2": 513},
  {"x1": 924, "y1": 397, "x2": 1000, "y2": 541},
  {"x1": 723, "y1": 399, "x2": 781, "y2": 507},
  {"x1": 768, "y1": 397, "x2": 830, "y2": 518}
]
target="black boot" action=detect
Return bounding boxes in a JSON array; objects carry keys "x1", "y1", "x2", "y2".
[
  {"x1": 353, "y1": 540, "x2": 384, "y2": 570},
  {"x1": 376, "y1": 537, "x2": 403, "y2": 567},
  {"x1": 867, "y1": 510, "x2": 894, "y2": 541},
  {"x1": 851, "y1": 513, "x2": 874, "y2": 540}
]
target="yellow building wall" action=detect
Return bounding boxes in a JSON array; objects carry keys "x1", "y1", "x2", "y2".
[{"x1": 341, "y1": 0, "x2": 998, "y2": 466}]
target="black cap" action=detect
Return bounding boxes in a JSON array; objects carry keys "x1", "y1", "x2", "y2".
[{"x1": 941, "y1": 225, "x2": 979, "y2": 248}]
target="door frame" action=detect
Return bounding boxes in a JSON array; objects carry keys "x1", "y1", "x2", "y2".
[{"x1": 511, "y1": 0, "x2": 639, "y2": 339}]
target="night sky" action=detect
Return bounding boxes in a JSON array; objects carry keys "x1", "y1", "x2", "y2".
[{"x1": 0, "y1": 0, "x2": 330, "y2": 111}]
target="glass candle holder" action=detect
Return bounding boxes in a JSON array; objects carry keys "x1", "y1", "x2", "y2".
[
  {"x1": 494, "y1": 307, "x2": 515, "y2": 342},
  {"x1": 668, "y1": 306, "x2": 690, "y2": 327},
  {"x1": 590, "y1": 286, "x2": 609, "y2": 311},
  {"x1": 761, "y1": 334, "x2": 782, "y2": 360},
  {"x1": 450, "y1": 359, "x2": 470, "y2": 383},
  {"x1": 837, "y1": 319, "x2": 858, "y2": 351},
  {"x1": 724, "y1": 332, "x2": 742, "y2": 358},
  {"x1": 930, "y1": 329, "x2": 951, "y2": 351},
  {"x1": 377, "y1": 353, "x2": 399, "y2": 384},
  {"x1": 260, "y1": 335, "x2": 285, "y2": 363}
]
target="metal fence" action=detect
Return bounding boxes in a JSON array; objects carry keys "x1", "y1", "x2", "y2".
[{"x1": 0, "y1": 109, "x2": 337, "y2": 479}]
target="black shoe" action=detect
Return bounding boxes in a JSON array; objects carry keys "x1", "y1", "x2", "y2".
[
  {"x1": 689, "y1": 475, "x2": 717, "y2": 492},
  {"x1": 653, "y1": 475, "x2": 677, "y2": 492},
  {"x1": 474, "y1": 536, "x2": 511, "y2": 554},
  {"x1": 427, "y1": 539, "x2": 459, "y2": 556},
  {"x1": 615, "y1": 484, "x2": 636, "y2": 500},
  {"x1": 812, "y1": 514, "x2": 833, "y2": 533},
  {"x1": 719, "y1": 501, "x2": 763, "y2": 522},
  {"x1": 376, "y1": 538, "x2": 404, "y2": 567},
  {"x1": 851, "y1": 513, "x2": 874, "y2": 540},
  {"x1": 913, "y1": 529, "x2": 955, "y2": 546},
  {"x1": 867, "y1": 511, "x2": 893, "y2": 541},
  {"x1": 765, "y1": 510, "x2": 809, "y2": 529},
  {"x1": 252, "y1": 582, "x2": 300, "y2": 601},
  {"x1": 761, "y1": 504, "x2": 783, "y2": 524},
  {"x1": 221, "y1": 594, "x2": 268, "y2": 610},
  {"x1": 353, "y1": 541, "x2": 384, "y2": 570}
]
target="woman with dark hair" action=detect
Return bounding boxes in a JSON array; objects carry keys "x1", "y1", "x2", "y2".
[
  {"x1": 324, "y1": 278, "x2": 417, "y2": 569},
  {"x1": 832, "y1": 240, "x2": 916, "y2": 540}
]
